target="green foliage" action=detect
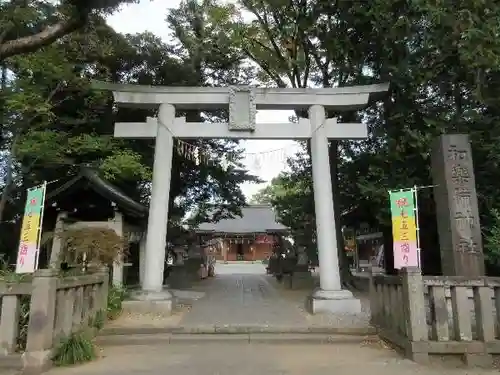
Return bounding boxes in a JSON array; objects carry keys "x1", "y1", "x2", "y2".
[
  {"x1": 251, "y1": 145, "x2": 316, "y2": 258},
  {"x1": 52, "y1": 330, "x2": 97, "y2": 367},
  {"x1": 17, "y1": 295, "x2": 31, "y2": 352},
  {"x1": 90, "y1": 310, "x2": 106, "y2": 331},
  {"x1": 106, "y1": 285, "x2": 127, "y2": 320},
  {"x1": 484, "y1": 209, "x2": 500, "y2": 267},
  {"x1": 4, "y1": 0, "x2": 500, "y2": 278},
  {"x1": 235, "y1": 0, "x2": 500, "y2": 276},
  {"x1": 100, "y1": 150, "x2": 152, "y2": 181},
  {"x1": 0, "y1": 1, "x2": 259, "y2": 260},
  {"x1": 50, "y1": 228, "x2": 129, "y2": 266},
  {"x1": 0, "y1": 0, "x2": 138, "y2": 60},
  {"x1": 0, "y1": 257, "x2": 31, "y2": 283}
]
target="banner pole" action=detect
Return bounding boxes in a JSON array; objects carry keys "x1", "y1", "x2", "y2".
[
  {"x1": 413, "y1": 185, "x2": 421, "y2": 269},
  {"x1": 34, "y1": 181, "x2": 47, "y2": 271}
]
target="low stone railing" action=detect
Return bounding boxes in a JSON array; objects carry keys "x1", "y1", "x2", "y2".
[
  {"x1": 369, "y1": 270, "x2": 408, "y2": 344},
  {"x1": 0, "y1": 267, "x2": 109, "y2": 373},
  {"x1": 370, "y1": 267, "x2": 500, "y2": 366}
]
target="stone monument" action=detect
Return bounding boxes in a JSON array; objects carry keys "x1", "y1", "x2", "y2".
[
  {"x1": 288, "y1": 246, "x2": 314, "y2": 289},
  {"x1": 431, "y1": 134, "x2": 485, "y2": 276}
]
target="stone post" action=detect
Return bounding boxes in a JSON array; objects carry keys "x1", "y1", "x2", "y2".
[
  {"x1": 369, "y1": 267, "x2": 384, "y2": 326},
  {"x1": 308, "y1": 105, "x2": 361, "y2": 313},
  {"x1": 97, "y1": 266, "x2": 110, "y2": 311},
  {"x1": 23, "y1": 269, "x2": 58, "y2": 373},
  {"x1": 49, "y1": 211, "x2": 67, "y2": 268},
  {"x1": 431, "y1": 134, "x2": 485, "y2": 276},
  {"x1": 110, "y1": 210, "x2": 124, "y2": 287},
  {"x1": 0, "y1": 295, "x2": 21, "y2": 355},
  {"x1": 138, "y1": 233, "x2": 146, "y2": 287},
  {"x1": 139, "y1": 104, "x2": 174, "y2": 303},
  {"x1": 222, "y1": 240, "x2": 228, "y2": 263},
  {"x1": 401, "y1": 267, "x2": 428, "y2": 363}
]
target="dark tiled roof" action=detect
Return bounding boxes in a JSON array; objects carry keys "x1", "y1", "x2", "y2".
[
  {"x1": 46, "y1": 167, "x2": 148, "y2": 218},
  {"x1": 195, "y1": 205, "x2": 287, "y2": 233}
]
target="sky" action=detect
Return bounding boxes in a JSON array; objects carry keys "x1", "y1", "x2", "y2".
[{"x1": 106, "y1": 0, "x2": 300, "y2": 199}]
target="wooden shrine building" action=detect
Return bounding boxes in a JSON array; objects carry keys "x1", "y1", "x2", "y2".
[
  {"x1": 195, "y1": 205, "x2": 288, "y2": 261},
  {"x1": 42, "y1": 167, "x2": 148, "y2": 286}
]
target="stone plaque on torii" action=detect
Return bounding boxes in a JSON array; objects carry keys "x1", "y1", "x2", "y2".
[{"x1": 92, "y1": 82, "x2": 389, "y2": 314}]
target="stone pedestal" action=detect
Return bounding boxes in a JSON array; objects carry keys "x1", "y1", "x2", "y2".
[
  {"x1": 22, "y1": 350, "x2": 52, "y2": 375},
  {"x1": 124, "y1": 289, "x2": 174, "y2": 315},
  {"x1": 168, "y1": 266, "x2": 190, "y2": 289},
  {"x1": 308, "y1": 289, "x2": 361, "y2": 314},
  {"x1": 284, "y1": 271, "x2": 314, "y2": 290}
]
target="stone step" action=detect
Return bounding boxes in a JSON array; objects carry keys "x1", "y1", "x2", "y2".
[
  {"x1": 96, "y1": 332, "x2": 379, "y2": 347},
  {"x1": 100, "y1": 325, "x2": 376, "y2": 336},
  {"x1": 0, "y1": 353, "x2": 22, "y2": 372}
]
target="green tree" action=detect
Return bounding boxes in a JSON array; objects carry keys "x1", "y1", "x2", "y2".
[
  {"x1": 0, "y1": 15, "x2": 151, "y2": 223},
  {"x1": 193, "y1": 0, "x2": 378, "y2": 283},
  {"x1": 0, "y1": 1, "x2": 260, "y2": 258},
  {"x1": 251, "y1": 145, "x2": 316, "y2": 259},
  {"x1": 221, "y1": 0, "x2": 500, "y2": 275},
  {"x1": 249, "y1": 186, "x2": 272, "y2": 205},
  {"x1": 166, "y1": 0, "x2": 260, "y2": 224},
  {"x1": 0, "y1": 0, "x2": 137, "y2": 60}
]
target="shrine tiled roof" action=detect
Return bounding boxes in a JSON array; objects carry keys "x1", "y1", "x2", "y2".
[
  {"x1": 46, "y1": 167, "x2": 148, "y2": 218},
  {"x1": 195, "y1": 205, "x2": 287, "y2": 234}
]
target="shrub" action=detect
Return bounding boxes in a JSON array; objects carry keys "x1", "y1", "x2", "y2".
[
  {"x1": 16, "y1": 295, "x2": 31, "y2": 351},
  {"x1": 485, "y1": 208, "x2": 500, "y2": 269},
  {"x1": 90, "y1": 310, "x2": 106, "y2": 331},
  {"x1": 43, "y1": 227, "x2": 129, "y2": 267},
  {"x1": 52, "y1": 330, "x2": 96, "y2": 366},
  {"x1": 107, "y1": 285, "x2": 128, "y2": 320}
]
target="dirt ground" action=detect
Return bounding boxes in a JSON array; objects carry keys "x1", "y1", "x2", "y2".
[{"x1": 44, "y1": 342, "x2": 499, "y2": 375}]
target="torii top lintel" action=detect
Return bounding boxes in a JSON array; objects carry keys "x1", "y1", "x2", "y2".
[{"x1": 91, "y1": 81, "x2": 389, "y2": 111}]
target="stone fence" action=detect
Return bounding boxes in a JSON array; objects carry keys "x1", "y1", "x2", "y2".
[
  {"x1": 0, "y1": 268, "x2": 109, "y2": 373},
  {"x1": 370, "y1": 267, "x2": 500, "y2": 366}
]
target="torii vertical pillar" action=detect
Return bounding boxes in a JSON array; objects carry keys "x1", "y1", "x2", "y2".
[
  {"x1": 308, "y1": 105, "x2": 361, "y2": 313},
  {"x1": 135, "y1": 104, "x2": 174, "y2": 308}
]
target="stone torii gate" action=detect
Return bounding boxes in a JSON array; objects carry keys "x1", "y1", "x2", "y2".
[{"x1": 93, "y1": 82, "x2": 388, "y2": 314}]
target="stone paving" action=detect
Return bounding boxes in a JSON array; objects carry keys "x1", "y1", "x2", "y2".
[
  {"x1": 180, "y1": 263, "x2": 307, "y2": 326},
  {"x1": 44, "y1": 342, "x2": 499, "y2": 375},
  {"x1": 105, "y1": 262, "x2": 372, "y2": 331},
  {"x1": 178, "y1": 262, "x2": 372, "y2": 329}
]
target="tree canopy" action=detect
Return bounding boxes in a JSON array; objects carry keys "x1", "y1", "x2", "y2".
[
  {"x1": 0, "y1": 0, "x2": 259, "y2": 259},
  {"x1": 3, "y1": 0, "x2": 500, "y2": 276},
  {"x1": 241, "y1": 0, "x2": 500, "y2": 275},
  {"x1": 0, "y1": 0, "x2": 139, "y2": 60}
]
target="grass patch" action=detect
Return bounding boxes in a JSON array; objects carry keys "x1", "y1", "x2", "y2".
[
  {"x1": 17, "y1": 295, "x2": 31, "y2": 351},
  {"x1": 90, "y1": 310, "x2": 106, "y2": 330},
  {"x1": 52, "y1": 330, "x2": 97, "y2": 366}
]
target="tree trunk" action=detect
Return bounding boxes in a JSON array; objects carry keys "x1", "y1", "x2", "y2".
[
  {"x1": 0, "y1": 136, "x2": 16, "y2": 223},
  {"x1": 0, "y1": 15, "x2": 85, "y2": 61},
  {"x1": 0, "y1": 65, "x2": 11, "y2": 223}
]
